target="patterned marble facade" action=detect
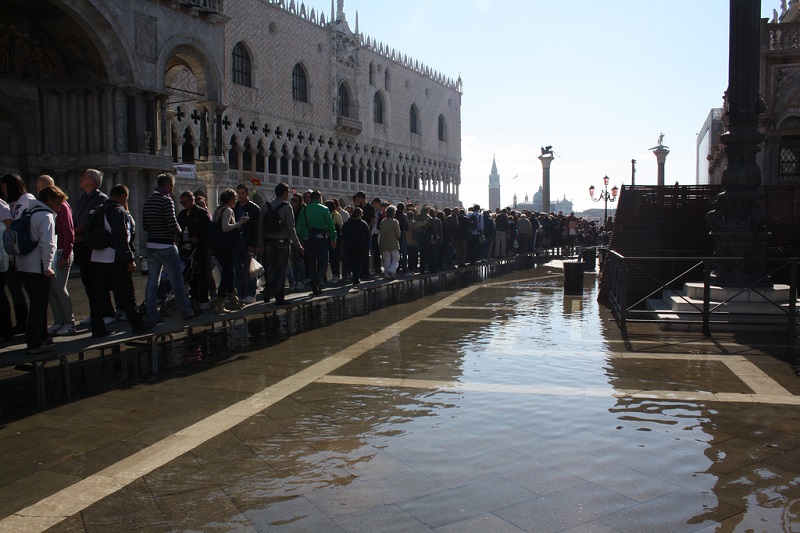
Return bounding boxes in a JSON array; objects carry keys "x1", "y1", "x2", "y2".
[
  {"x1": 0, "y1": 0, "x2": 462, "y2": 233},
  {"x1": 761, "y1": 3, "x2": 800, "y2": 185}
]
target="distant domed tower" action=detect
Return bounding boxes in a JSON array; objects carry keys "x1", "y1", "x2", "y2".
[{"x1": 488, "y1": 156, "x2": 501, "y2": 211}]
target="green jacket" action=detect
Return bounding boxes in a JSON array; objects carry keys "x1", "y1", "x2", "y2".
[{"x1": 296, "y1": 200, "x2": 337, "y2": 241}]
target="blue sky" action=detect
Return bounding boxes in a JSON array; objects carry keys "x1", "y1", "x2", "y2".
[{"x1": 332, "y1": 0, "x2": 776, "y2": 211}]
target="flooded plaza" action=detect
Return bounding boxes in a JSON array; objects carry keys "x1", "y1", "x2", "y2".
[{"x1": 1, "y1": 263, "x2": 800, "y2": 532}]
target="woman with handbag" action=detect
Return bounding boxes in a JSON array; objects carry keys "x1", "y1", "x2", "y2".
[{"x1": 210, "y1": 189, "x2": 248, "y2": 313}]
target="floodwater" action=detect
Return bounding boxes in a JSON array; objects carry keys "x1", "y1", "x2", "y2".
[{"x1": 1, "y1": 263, "x2": 800, "y2": 532}]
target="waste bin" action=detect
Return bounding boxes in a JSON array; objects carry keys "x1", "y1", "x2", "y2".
[
  {"x1": 581, "y1": 247, "x2": 596, "y2": 272},
  {"x1": 563, "y1": 261, "x2": 584, "y2": 295}
]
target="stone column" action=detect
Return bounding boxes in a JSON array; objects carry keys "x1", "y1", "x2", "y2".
[
  {"x1": 706, "y1": 0, "x2": 769, "y2": 287},
  {"x1": 652, "y1": 146, "x2": 670, "y2": 186},
  {"x1": 538, "y1": 153, "x2": 554, "y2": 213},
  {"x1": 145, "y1": 94, "x2": 156, "y2": 155},
  {"x1": 102, "y1": 87, "x2": 115, "y2": 153},
  {"x1": 214, "y1": 105, "x2": 227, "y2": 161},
  {"x1": 126, "y1": 89, "x2": 138, "y2": 154}
]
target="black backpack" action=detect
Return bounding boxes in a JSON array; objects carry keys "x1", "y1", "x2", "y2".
[
  {"x1": 469, "y1": 213, "x2": 479, "y2": 231},
  {"x1": 2, "y1": 207, "x2": 48, "y2": 256},
  {"x1": 262, "y1": 201, "x2": 289, "y2": 234},
  {"x1": 84, "y1": 203, "x2": 113, "y2": 250}
]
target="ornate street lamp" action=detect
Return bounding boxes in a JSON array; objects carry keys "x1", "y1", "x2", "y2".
[{"x1": 588, "y1": 175, "x2": 618, "y2": 227}]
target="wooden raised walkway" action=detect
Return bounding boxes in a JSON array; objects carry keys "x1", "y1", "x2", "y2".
[{"x1": 1, "y1": 255, "x2": 537, "y2": 408}]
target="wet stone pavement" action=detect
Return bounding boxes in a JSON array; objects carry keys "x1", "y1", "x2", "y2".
[{"x1": 2, "y1": 263, "x2": 800, "y2": 532}]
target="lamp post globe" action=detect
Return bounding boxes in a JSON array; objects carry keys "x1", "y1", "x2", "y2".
[{"x1": 588, "y1": 176, "x2": 618, "y2": 227}]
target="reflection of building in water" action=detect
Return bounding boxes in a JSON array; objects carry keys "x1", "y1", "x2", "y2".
[{"x1": 0, "y1": 0, "x2": 462, "y2": 243}]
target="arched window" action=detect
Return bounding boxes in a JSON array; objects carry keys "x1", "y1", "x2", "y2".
[
  {"x1": 410, "y1": 105, "x2": 418, "y2": 134},
  {"x1": 369, "y1": 62, "x2": 375, "y2": 85},
  {"x1": 292, "y1": 63, "x2": 307, "y2": 102},
  {"x1": 779, "y1": 136, "x2": 800, "y2": 180},
  {"x1": 384, "y1": 69, "x2": 390, "y2": 91},
  {"x1": 338, "y1": 83, "x2": 350, "y2": 118},
  {"x1": 778, "y1": 117, "x2": 800, "y2": 182},
  {"x1": 438, "y1": 115, "x2": 446, "y2": 142},
  {"x1": 232, "y1": 42, "x2": 251, "y2": 87},
  {"x1": 373, "y1": 92, "x2": 385, "y2": 124}
]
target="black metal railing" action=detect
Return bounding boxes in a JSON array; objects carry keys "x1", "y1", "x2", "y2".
[{"x1": 606, "y1": 251, "x2": 800, "y2": 336}]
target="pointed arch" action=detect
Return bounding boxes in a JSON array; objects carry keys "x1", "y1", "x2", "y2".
[
  {"x1": 338, "y1": 81, "x2": 353, "y2": 118},
  {"x1": 228, "y1": 134, "x2": 240, "y2": 170},
  {"x1": 292, "y1": 62, "x2": 308, "y2": 102},
  {"x1": 410, "y1": 104, "x2": 419, "y2": 134},
  {"x1": 438, "y1": 114, "x2": 446, "y2": 142},
  {"x1": 373, "y1": 92, "x2": 386, "y2": 125},
  {"x1": 232, "y1": 41, "x2": 252, "y2": 87}
]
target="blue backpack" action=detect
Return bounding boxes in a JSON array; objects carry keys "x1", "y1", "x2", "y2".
[{"x1": 3, "y1": 207, "x2": 48, "y2": 256}]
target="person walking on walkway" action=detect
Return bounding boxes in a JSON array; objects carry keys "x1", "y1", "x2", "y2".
[
  {"x1": 1, "y1": 172, "x2": 35, "y2": 335},
  {"x1": 177, "y1": 191, "x2": 211, "y2": 311},
  {"x1": 0, "y1": 195, "x2": 12, "y2": 342},
  {"x1": 16, "y1": 185, "x2": 64, "y2": 353},
  {"x1": 142, "y1": 173, "x2": 199, "y2": 325},
  {"x1": 89, "y1": 185, "x2": 150, "y2": 338},
  {"x1": 36, "y1": 175, "x2": 76, "y2": 336},
  {"x1": 341, "y1": 207, "x2": 370, "y2": 289},
  {"x1": 352, "y1": 191, "x2": 374, "y2": 280},
  {"x1": 517, "y1": 213, "x2": 533, "y2": 256},
  {"x1": 326, "y1": 199, "x2": 343, "y2": 284},
  {"x1": 234, "y1": 184, "x2": 261, "y2": 304},
  {"x1": 72, "y1": 169, "x2": 115, "y2": 327},
  {"x1": 296, "y1": 190, "x2": 337, "y2": 295},
  {"x1": 257, "y1": 182, "x2": 302, "y2": 305},
  {"x1": 378, "y1": 205, "x2": 401, "y2": 280},
  {"x1": 211, "y1": 189, "x2": 248, "y2": 313}
]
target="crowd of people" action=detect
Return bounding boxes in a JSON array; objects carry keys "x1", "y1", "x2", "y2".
[{"x1": 0, "y1": 169, "x2": 612, "y2": 354}]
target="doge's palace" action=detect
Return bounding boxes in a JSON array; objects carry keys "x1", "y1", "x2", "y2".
[{"x1": 0, "y1": 0, "x2": 462, "y2": 240}]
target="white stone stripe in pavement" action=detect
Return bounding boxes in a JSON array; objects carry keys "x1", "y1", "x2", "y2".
[
  {"x1": 422, "y1": 317, "x2": 501, "y2": 323},
  {"x1": 316, "y1": 375, "x2": 800, "y2": 405},
  {"x1": 0, "y1": 285, "x2": 482, "y2": 533}
]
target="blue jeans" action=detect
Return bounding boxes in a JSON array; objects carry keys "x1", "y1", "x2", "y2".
[
  {"x1": 307, "y1": 238, "x2": 329, "y2": 288},
  {"x1": 146, "y1": 245, "x2": 192, "y2": 321}
]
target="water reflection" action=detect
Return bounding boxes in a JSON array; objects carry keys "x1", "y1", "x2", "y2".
[{"x1": 145, "y1": 266, "x2": 800, "y2": 530}]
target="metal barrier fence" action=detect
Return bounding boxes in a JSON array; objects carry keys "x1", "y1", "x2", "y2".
[{"x1": 605, "y1": 251, "x2": 800, "y2": 336}]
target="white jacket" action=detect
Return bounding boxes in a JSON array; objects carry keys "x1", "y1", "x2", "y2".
[{"x1": 15, "y1": 200, "x2": 56, "y2": 275}]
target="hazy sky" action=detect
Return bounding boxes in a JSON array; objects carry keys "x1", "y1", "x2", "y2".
[{"x1": 331, "y1": 0, "x2": 776, "y2": 211}]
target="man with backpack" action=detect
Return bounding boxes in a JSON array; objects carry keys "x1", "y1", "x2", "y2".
[
  {"x1": 257, "y1": 182, "x2": 302, "y2": 305},
  {"x1": 73, "y1": 169, "x2": 115, "y2": 327},
  {"x1": 89, "y1": 185, "x2": 150, "y2": 338},
  {"x1": 15, "y1": 185, "x2": 65, "y2": 353}
]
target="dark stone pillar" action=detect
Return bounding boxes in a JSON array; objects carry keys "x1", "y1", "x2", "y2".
[
  {"x1": 145, "y1": 95, "x2": 156, "y2": 155},
  {"x1": 215, "y1": 106, "x2": 226, "y2": 159},
  {"x1": 706, "y1": 0, "x2": 769, "y2": 287},
  {"x1": 126, "y1": 91, "x2": 138, "y2": 154}
]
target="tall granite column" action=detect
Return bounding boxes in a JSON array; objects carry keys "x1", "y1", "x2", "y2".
[
  {"x1": 706, "y1": 0, "x2": 769, "y2": 287},
  {"x1": 652, "y1": 146, "x2": 670, "y2": 186},
  {"x1": 538, "y1": 152, "x2": 554, "y2": 213}
]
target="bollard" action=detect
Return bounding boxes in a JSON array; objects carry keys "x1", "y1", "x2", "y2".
[
  {"x1": 563, "y1": 261, "x2": 584, "y2": 295},
  {"x1": 581, "y1": 247, "x2": 596, "y2": 272}
]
